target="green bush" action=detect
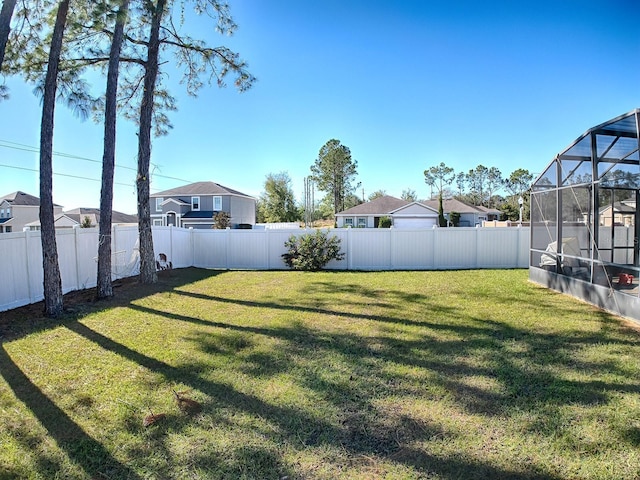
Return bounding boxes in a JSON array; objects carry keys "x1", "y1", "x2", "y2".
[
  {"x1": 378, "y1": 216, "x2": 392, "y2": 228},
  {"x1": 282, "y1": 230, "x2": 345, "y2": 271}
]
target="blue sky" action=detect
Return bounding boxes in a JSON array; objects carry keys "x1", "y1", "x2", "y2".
[{"x1": 1, "y1": 0, "x2": 639, "y2": 214}]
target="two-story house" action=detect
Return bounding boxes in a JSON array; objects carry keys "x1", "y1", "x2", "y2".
[
  {"x1": 0, "y1": 191, "x2": 63, "y2": 233},
  {"x1": 150, "y1": 181, "x2": 256, "y2": 229}
]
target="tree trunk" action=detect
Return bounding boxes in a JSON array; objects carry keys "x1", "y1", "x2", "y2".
[
  {"x1": 39, "y1": 0, "x2": 69, "y2": 317},
  {"x1": 0, "y1": 0, "x2": 17, "y2": 71},
  {"x1": 97, "y1": 0, "x2": 129, "y2": 299},
  {"x1": 137, "y1": 0, "x2": 166, "y2": 284}
]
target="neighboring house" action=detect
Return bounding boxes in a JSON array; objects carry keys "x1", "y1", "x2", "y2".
[
  {"x1": 389, "y1": 202, "x2": 439, "y2": 228},
  {"x1": 24, "y1": 208, "x2": 138, "y2": 230},
  {"x1": 0, "y1": 191, "x2": 63, "y2": 233},
  {"x1": 150, "y1": 181, "x2": 256, "y2": 229},
  {"x1": 423, "y1": 198, "x2": 501, "y2": 227},
  {"x1": 598, "y1": 198, "x2": 636, "y2": 226},
  {"x1": 335, "y1": 195, "x2": 439, "y2": 228},
  {"x1": 64, "y1": 208, "x2": 138, "y2": 227}
]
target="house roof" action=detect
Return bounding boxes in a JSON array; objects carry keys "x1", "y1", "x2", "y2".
[
  {"x1": 182, "y1": 211, "x2": 216, "y2": 219},
  {"x1": 336, "y1": 196, "x2": 409, "y2": 216},
  {"x1": 389, "y1": 202, "x2": 438, "y2": 216},
  {"x1": 0, "y1": 217, "x2": 11, "y2": 225},
  {"x1": 64, "y1": 208, "x2": 138, "y2": 224},
  {"x1": 599, "y1": 201, "x2": 637, "y2": 214},
  {"x1": 423, "y1": 198, "x2": 491, "y2": 214},
  {"x1": 0, "y1": 191, "x2": 62, "y2": 207},
  {"x1": 161, "y1": 198, "x2": 190, "y2": 206},
  {"x1": 151, "y1": 181, "x2": 253, "y2": 199},
  {"x1": 475, "y1": 205, "x2": 502, "y2": 214}
]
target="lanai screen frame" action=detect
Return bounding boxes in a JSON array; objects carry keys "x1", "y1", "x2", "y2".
[{"x1": 529, "y1": 109, "x2": 640, "y2": 321}]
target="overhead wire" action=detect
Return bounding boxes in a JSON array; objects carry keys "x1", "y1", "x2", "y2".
[{"x1": 0, "y1": 139, "x2": 197, "y2": 191}]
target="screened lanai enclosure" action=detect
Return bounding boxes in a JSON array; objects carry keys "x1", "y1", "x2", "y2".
[{"x1": 529, "y1": 109, "x2": 640, "y2": 322}]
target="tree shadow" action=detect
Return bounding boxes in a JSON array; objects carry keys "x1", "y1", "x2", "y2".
[
  {"x1": 0, "y1": 345, "x2": 141, "y2": 479},
  {"x1": 2, "y1": 268, "x2": 639, "y2": 478}
]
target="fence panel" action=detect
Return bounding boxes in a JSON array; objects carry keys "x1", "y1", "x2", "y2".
[
  {"x1": 477, "y1": 227, "x2": 522, "y2": 268},
  {"x1": 0, "y1": 232, "x2": 33, "y2": 310},
  {"x1": 433, "y1": 228, "x2": 478, "y2": 269},
  {"x1": 1, "y1": 226, "x2": 531, "y2": 312},
  {"x1": 347, "y1": 229, "x2": 392, "y2": 270},
  {"x1": 227, "y1": 230, "x2": 269, "y2": 269},
  {"x1": 391, "y1": 229, "x2": 435, "y2": 269}
]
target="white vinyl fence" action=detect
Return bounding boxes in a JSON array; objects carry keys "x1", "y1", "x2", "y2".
[{"x1": 0, "y1": 225, "x2": 530, "y2": 313}]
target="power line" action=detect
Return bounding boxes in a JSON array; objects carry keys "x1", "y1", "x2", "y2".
[
  {"x1": 0, "y1": 162, "x2": 134, "y2": 187},
  {"x1": 0, "y1": 139, "x2": 198, "y2": 190}
]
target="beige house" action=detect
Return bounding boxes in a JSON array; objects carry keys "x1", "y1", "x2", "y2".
[
  {"x1": 24, "y1": 208, "x2": 138, "y2": 230},
  {"x1": 598, "y1": 199, "x2": 636, "y2": 226},
  {"x1": 0, "y1": 191, "x2": 63, "y2": 233}
]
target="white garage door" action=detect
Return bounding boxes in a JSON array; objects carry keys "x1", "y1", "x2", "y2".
[{"x1": 393, "y1": 217, "x2": 437, "y2": 229}]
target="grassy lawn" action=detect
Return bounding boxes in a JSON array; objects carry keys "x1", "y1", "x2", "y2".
[{"x1": 1, "y1": 268, "x2": 640, "y2": 479}]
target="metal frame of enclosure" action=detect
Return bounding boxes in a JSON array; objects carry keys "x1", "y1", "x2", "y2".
[{"x1": 529, "y1": 109, "x2": 640, "y2": 321}]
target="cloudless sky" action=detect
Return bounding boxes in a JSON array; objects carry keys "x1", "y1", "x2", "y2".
[{"x1": 1, "y1": 0, "x2": 639, "y2": 214}]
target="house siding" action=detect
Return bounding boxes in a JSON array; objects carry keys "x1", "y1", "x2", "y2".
[{"x1": 230, "y1": 196, "x2": 256, "y2": 226}]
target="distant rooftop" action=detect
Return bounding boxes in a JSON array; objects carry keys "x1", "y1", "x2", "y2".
[{"x1": 151, "y1": 181, "x2": 253, "y2": 199}]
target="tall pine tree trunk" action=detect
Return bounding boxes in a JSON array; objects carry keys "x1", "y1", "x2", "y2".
[
  {"x1": 97, "y1": 0, "x2": 129, "y2": 299},
  {"x1": 137, "y1": 0, "x2": 166, "y2": 284},
  {"x1": 39, "y1": 0, "x2": 69, "y2": 317},
  {"x1": 0, "y1": 0, "x2": 17, "y2": 71}
]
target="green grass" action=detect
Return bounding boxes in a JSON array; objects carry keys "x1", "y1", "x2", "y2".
[{"x1": 1, "y1": 268, "x2": 640, "y2": 479}]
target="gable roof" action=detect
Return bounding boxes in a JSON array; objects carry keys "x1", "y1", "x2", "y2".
[
  {"x1": 151, "y1": 181, "x2": 253, "y2": 199},
  {"x1": 0, "y1": 191, "x2": 62, "y2": 207},
  {"x1": 63, "y1": 208, "x2": 138, "y2": 224},
  {"x1": 336, "y1": 196, "x2": 409, "y2": 216},
  {"x1": 389, "y1": 202, "x2": 438, "y2": 215},
  {"x1": 423, "y1": 198, "x2": 492, "y2": 214}
]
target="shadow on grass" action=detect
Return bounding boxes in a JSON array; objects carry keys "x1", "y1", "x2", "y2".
[
  {"x1": 2, "y1": 268, "x2": 639, "y2": 479},
  {"x1": 0, "y1": 345, "x2": 142, "y2": 480},
  {"x1": 62, "y1": 310, "x2": 566, "y2": 479},
  {"x1": 0, "y1": 267, "x2": 221, "y2": 343}
]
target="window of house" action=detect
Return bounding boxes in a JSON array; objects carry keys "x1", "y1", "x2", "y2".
[
  {"x1": 155, "y1": 198, "x2": 163, "y2": 212},
  {"x1": 191, "y1": 196, "x2": 200, "y2": 211},
  {"x1": 5, "y1": 226, "x2": 11, "y2": 232},
  {"x1": 153, "y1": 219, "x2": 163, "y2": 226},
  {"x1": 213, "y1": 196, "x2": 222, "y2": 210},
  {"x1": 357, "y1": 217, "x2": 367, "y2": 228},
  {"x1": 344, "y1": 218, "x2": 354, "y2": 227},
  {"x1": 5, "y1": 208, "x2": 9, "y2": 217},
  {"x1": 0, "y1": 209, "x2": 4, "y2": 218}
]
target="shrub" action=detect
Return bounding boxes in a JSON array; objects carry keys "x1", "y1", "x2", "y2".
[
  {"x1": 378, "y1": 216, "x2": 392, "y2": 228},
  {"x1": 282, "y1": 230, "x2": 345, "y2": 271},
  {"x1": 212, "y1": 212, "x2": 231, "y2": 229},
  {"x1": 449, "y1": 211, "x2": 460, "y2": 227}
]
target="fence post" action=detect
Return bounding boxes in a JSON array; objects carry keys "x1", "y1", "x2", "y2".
[
  {"x1": 266, "y1": 228, "x2": 271, "y2": 270},
  {"x1": 347, "y1": 227, "x2": 353, "y2": 270},
  {"x1": 225, "y1": 227, "x2": 230, "y2": 270},
  {"x1": 475, "y1": 225, "x2": 480, "y2": 268},
  {"x1": 74, "y1": 226, "x2": 82, "y2": 290},
  {"x1": 24, "y1": 229, "x2": 33, "y2": 303}
]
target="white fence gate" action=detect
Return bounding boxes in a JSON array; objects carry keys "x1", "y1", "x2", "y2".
[{"x1": 0, "y1": 225, "x2": 530, "y2": 313}]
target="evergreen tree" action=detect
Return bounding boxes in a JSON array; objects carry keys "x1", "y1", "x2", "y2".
[
  {"x1": 311, "y1": 139, "x2": 359, "y2": 214},
  {"x1": 39, "y1": 0, "x2": 70, "y2": 317}
]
